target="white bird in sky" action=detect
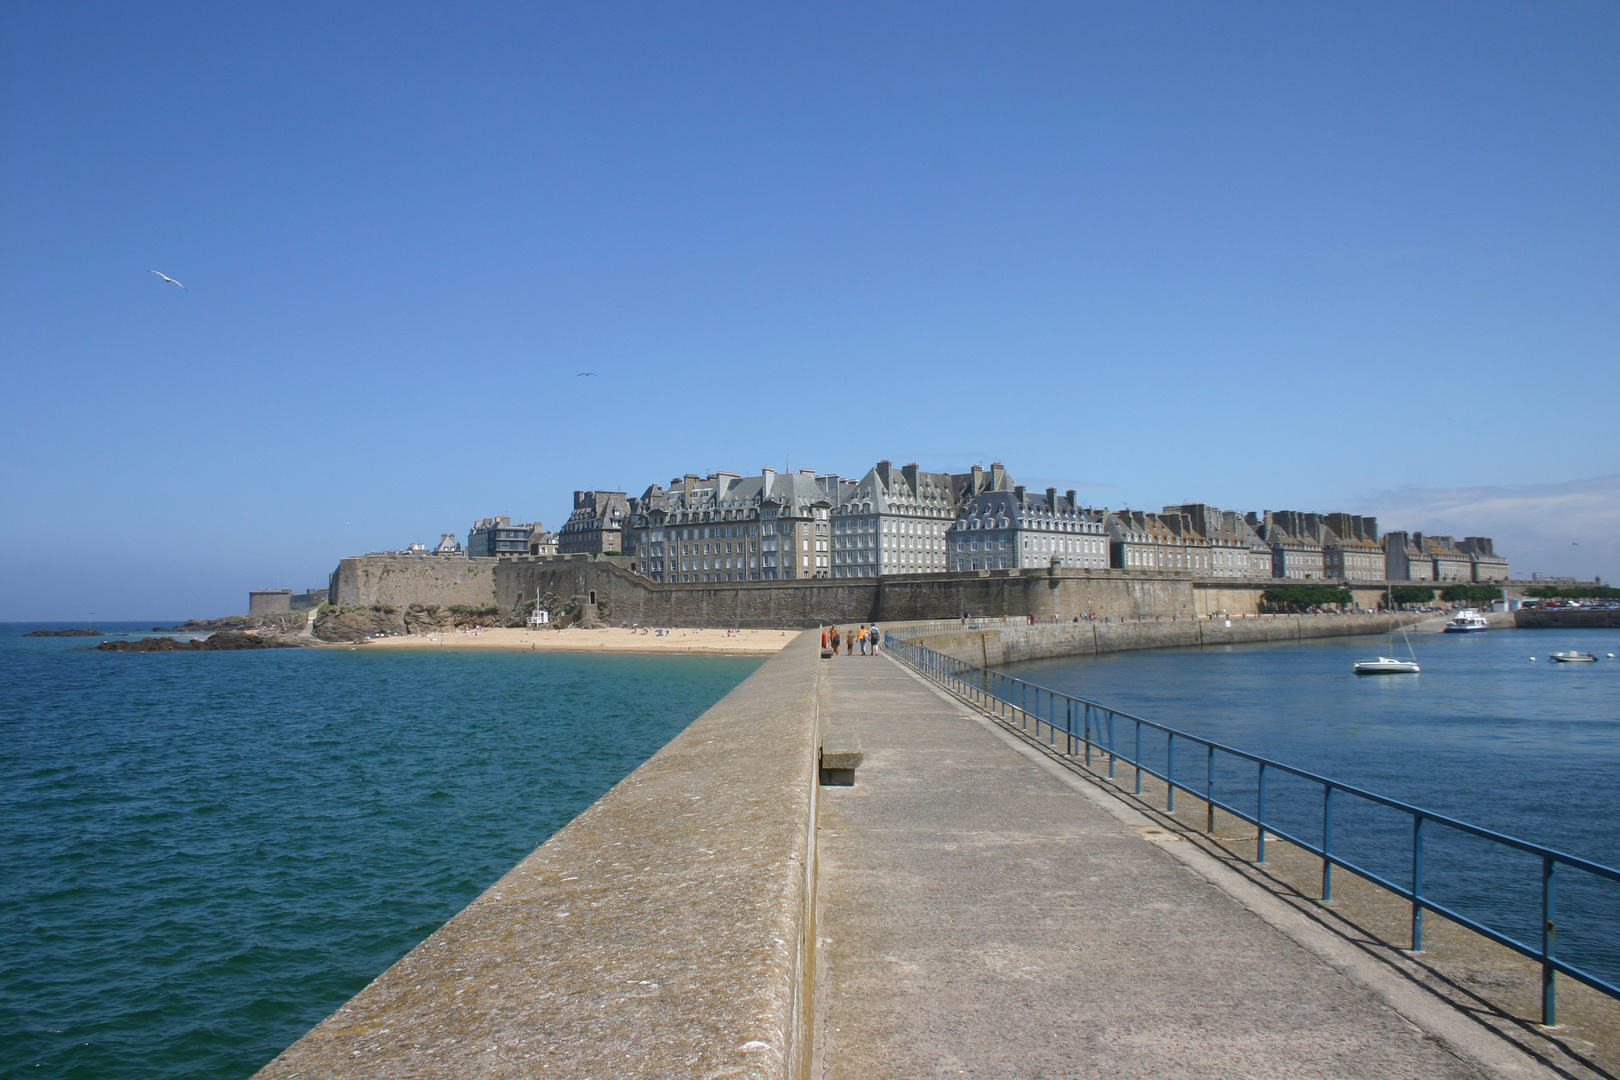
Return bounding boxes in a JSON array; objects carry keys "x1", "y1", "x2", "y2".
[{"x1": 148, "y1": 270, "x2": 185, "y2": 289}]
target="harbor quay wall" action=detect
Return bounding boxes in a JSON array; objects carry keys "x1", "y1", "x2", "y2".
[
  {"x1": 1514, "y1": 608, "x2": 1620, "y2": 630},
  {"x1": 901, "y1": 612, "x2": 1421, "y2": 668},
  {"x1": 254, "y1": 629, "x2": 824, "y2": 1080}
]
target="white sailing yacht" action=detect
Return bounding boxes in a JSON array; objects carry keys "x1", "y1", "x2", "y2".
[{"x1": 1355, "y1": 590, "x2": 1421, "y2": 674}]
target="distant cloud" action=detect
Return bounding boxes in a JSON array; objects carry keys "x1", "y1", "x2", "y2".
[{"x1": 1358, "y1": 474, "x2": 1619, "y2": 582}]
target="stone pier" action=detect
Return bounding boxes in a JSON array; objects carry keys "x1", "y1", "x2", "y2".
[{"x1": 253, "y1": 619, "x2": 1585, "y2": 1080}]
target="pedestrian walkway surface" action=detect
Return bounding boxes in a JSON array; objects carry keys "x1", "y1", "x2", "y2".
[{"x1": 814, "y1": 652, "x2": 1489, "y2": 1080}]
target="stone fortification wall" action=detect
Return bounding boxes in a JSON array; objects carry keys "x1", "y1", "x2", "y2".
[
  {"x1": 330, "y1": 552, "x2": 1412, "y2": 629},
  {"x1": 329, "y1": 556, "x2": 498, "y2": 609},
  {"x1": 255, "y1": 631, "x2": 823, "y2": 1080},
  {"x1": 249, "y1": 590, "x2": 293, "y2": 616},
  {"x1": 493, "y1": 557, "x2": 1287, "y2": 628},
  {"x1": 906, "y1": 612, "x2": 1420, "y2": 668}
]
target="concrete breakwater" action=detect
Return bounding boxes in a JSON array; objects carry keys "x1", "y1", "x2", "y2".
[
  {"x1": 253, "y1": 631, "x2": 822, "y2": 1080},
  {"x1": 901, "y1": 611, "x2": 1422, "y2": 668}
]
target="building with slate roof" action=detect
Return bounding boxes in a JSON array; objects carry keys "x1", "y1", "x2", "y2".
[
  {"x1": 1322, "y1": 514, "x2": 1386, "y2": 581},
  {"x1": 831, "y1": 460, "x2": 958, "y2": 578},
  {"x1": 948, "y1": 475, "x2": 1108, "y2": 573},
  {"x1": 1457, "y1": 537, "x2": 1510, "y2": 581},
  {"x1": 624, "y1": 467, "x2": 831, "y2": 582},
  {"x1": 468, "y1": 516, "x2": 542, "y2": 558},
  {"x1": 1247, "y1": 511, "x2": 1329, "y2": 579},
  {"x1": 558, "y1": 492, "x2": 630, "y2": 555},
  {"x1": 1160, "y1": 504, "x2": 1263, "y2": 577}
]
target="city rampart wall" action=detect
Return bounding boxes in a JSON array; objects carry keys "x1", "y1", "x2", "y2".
[
  {"x1": 329, "y1": 556, "x2": 499, "y2": 609},
  {"x1": 494, "y1": 558, "x2": 1296, "y2": 627},
  {"x1": 328, "y1": 552, "x2": 1425, "y2": 628}
]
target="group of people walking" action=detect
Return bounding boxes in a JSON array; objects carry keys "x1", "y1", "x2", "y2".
[{"x1": 823, "y1": 623, "x2": 881, "y2": 656}]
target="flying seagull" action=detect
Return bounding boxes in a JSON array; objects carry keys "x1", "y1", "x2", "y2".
[
  {"x1": 577, "y1": 372, "x2": 596, "y2": 377},
  {"x1": 148, "y1": 270, "x2": 186, "y2": 289}
]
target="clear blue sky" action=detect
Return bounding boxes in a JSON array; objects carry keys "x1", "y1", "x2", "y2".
[{"x1": 3, "y1": 3, "x2": 1616, "y2": 619}]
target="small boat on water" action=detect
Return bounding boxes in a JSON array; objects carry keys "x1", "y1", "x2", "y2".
[
  {"x1": 1355, "y1": 656, "x2": 1422, "y2": 675},
  {"x1": 1549, "y1": 651, "x2": 1598, "y2": 663},
  {"x1": 1443, "y1": 609, "x2": 1490, "y2": 633},
  {"x1": 1356, "y1": 587, "x2": 1422, "y2": 674}
]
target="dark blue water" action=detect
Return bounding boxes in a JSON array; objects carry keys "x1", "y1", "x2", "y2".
[
  {"x1": 0, "y1": 623, "x2": 762, "y2": 1080},
  {"x1": 1002, "y1": 627, "x2": 1620, "y2": 990}
]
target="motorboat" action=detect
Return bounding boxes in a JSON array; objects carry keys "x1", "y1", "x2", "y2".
[
  {"x1": 1355, "y1": 656, "x2": 1422, "y2": 675},
  {"x1": 1443, "y1": 609, "x2": 1490, "y2": 633},
  {"x1": 1549, "y1": 651, "x2": 1598, "y2": 663}
]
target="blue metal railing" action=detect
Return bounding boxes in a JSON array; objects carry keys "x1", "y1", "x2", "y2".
[{"x1": 883, "y1": 631, "x2": 1620, "y2": 1026}]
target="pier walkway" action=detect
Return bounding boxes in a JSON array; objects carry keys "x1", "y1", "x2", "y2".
[{"x1": 814, "y1": 651, "x2": 1499, "y2": 1079}]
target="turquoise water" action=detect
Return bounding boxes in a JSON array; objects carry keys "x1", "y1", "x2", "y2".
[
  {"x1": 1001, "y1": 627, "x2": 1620, "y2": 987},
  {"x1": 0, "y1": 624, "x2": 762, "y2": 1080}
]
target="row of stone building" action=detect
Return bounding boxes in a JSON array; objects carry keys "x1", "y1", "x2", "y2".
[{"x1": 513, "y1": 462, "x2": 1508, "y2": 586}]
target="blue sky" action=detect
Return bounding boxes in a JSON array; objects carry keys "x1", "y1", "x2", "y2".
[{"x1": 2, "y1": 3, "x2": 1615, "y2": 619}]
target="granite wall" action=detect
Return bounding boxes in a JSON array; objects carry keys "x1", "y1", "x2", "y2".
[
  {"x1": 328, "y1": 556, "x2": 499, "y2": 609},
  {"x1": 327, "y1": 552, "x2": 1413, "y2": 628}
]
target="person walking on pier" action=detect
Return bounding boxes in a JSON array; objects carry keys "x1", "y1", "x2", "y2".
[
  {"x1": 829, "y1": 627, "x2": 840, "y2": 655},
  {"x1": 846, "y1": 628, "x2": 854, "y2": 655},
  {"x1": 868, "y1": 623, "x2": 880, "y2": 654}
]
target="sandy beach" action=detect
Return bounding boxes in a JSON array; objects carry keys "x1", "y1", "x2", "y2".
[{"x1": 342, "y1": 626, "x2": 800, "y2": 654}]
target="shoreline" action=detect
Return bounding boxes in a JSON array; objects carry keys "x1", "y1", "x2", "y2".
[{"x1": 334, "y1": 625, "x2": 798, "y2": 655}]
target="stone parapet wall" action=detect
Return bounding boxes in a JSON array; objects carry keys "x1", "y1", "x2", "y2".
[{"x1": 254, "y1": 630, "x2": 822, "y2": 1080}]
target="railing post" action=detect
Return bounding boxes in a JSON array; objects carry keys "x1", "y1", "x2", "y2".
[
  {"x1": 1542, "y1": 856, "x2": 1557, "y2": 1027},
  {"x1": 1322, "y1": 786, "x2": 1334, "y2": 901},
  {"x1": 1065, "y1": 698, "x2": 1073, "y2": 755},
  {"x1": 1256, "y1": 763, "x2": 1267, "y2": 863},
  {"x1": 1107, "y1": 711, "x2": 1114, "y2": 777},
  {"x1": 1411, "y1": 815, "x2": 1426, "y2": 952},
  {"x1": 1083, "y1": 704, "x2": 1092, "y2": 766},
  {"x1": 1134, "y1": 720, "x2": 1142, "y2": 794},
  {"x1": 1205, "y1": 743, "x2": 1215, "y2": 834},
  {"x1": 1167, "y1": 733, "x2": 1175, "y2": 812}
]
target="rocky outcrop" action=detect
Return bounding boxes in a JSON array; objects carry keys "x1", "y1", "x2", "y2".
[
  {"x1": 94, "y1": 631, "x2": 301, "y2": 652},
  {"x1": 24, "y1": 627, "x2": 101, "y2": 637},
  {"x1": 154, "y1": 614, "x2": 305, "y2": 634},
  {"x1": 313, "y1": 606, "x2": 405, "y2": 642},
  {"x1": 312, "y1": 604, "x2": 505, "y2": 642}
]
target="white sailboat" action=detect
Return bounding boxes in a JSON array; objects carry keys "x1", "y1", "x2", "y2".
[{"x1": 1355, "y1": 590, "x2": 1421, "y2": 675}]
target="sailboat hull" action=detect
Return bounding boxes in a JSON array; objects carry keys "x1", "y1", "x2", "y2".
[{"x1": 1354, "y1": 658, "x2": 1421, "y2": 675}]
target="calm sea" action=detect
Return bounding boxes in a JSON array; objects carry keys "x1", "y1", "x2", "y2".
[
  {"x1": 1002, "y1": 626, "x2": 1620, "y2": 989},
  {"x1": 0, "y1": 623, "x2": 762, "y2": 1080}
]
